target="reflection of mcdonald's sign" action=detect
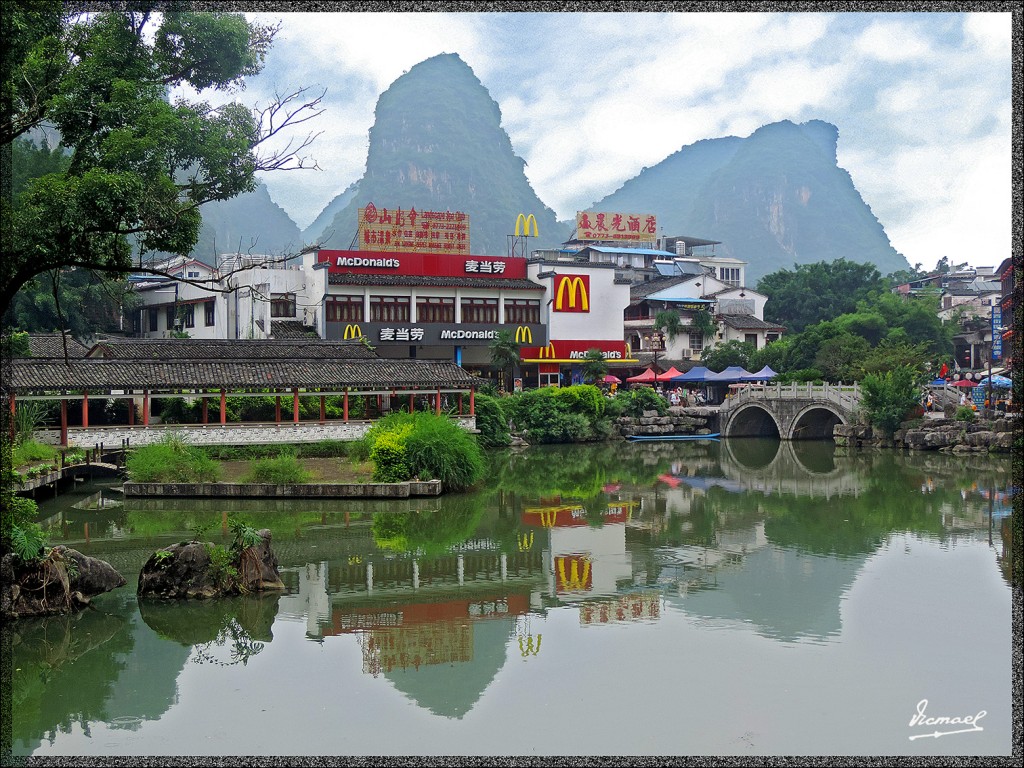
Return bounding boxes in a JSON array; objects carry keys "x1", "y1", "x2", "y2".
[
  {"x1": 343, "y1": 324, "x2": 363, "y2": 340},
  {"x1": 518, "y1": 634, "x2": 542, "y2": 657},
  {"x1": 554, "y1": 275, "x2": 589, "y2": 313},
  {"x1": 518, "y1": 532, "x2": 534, "y2": 551},
  {"x1": 556, "y1": 555, "x2": 592, "y2": 593},
  {"x1": 515, "y1": 213, "x2": 538, "y2": 237},
  {"x1": 515, "y1": 326, "x2": 533, "y2": 344},
  {"x1": 538, "y1": 510, "x2": 558, "y2": 528}
]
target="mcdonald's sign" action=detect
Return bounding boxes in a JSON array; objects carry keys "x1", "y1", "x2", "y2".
[
  {"x1": 553, "y1": 275, "x2": 589, "y2": 313},
  {"x1": 518, "y1": 532, "x2": 534, "y2": 551},
  {"x1": 342, "y1": 324, "x2": 363, "y2": 340},
  {"x1": 515, "y1": 213, "x2": 538, "y2": 237},
  {"x1": 556, "y1": 555, "x2": 592, "y2": 593},
  {"x1": 515, "y1": 325, "x2": 533, "y2": 344},
  {"x1": 538, "y1": 510, "x2": 558, "y2": 528}
]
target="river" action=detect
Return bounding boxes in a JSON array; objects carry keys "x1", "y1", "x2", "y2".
[{"x1": 8, "y1": 440, "x2": 1014, "y2": 757}]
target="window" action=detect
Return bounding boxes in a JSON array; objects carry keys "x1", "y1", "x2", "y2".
[
  {"x1": 461, "y1": 297, "x2": 498, "y2": 324},
  {"x1": 326, "y1": 295, "x2": 364, "y2": 322},
  {"x1": 183, "y1": 304, "x2": 195, "y2": 329},
  {"x1": 187, "y1": 270, "x2": 200, "y2": 279},
  {"x1": 271, "y1": 294, "x2": 296, "y2": 318},
  {"x1": 369, "y1": 295, "x2": 410, "y2": 323},
  {"x1": 689, "y1": 333, "x2": 704, "y2": 353},
  {"x1": 204, "y1": 301, "x2": 216, "y2": 327},
  {"x1": 766, "y1": 333, "x2": 780, "y2": 344},
  {"x1": 148, "y1": 308, "x2": 158, "y2": 332},
  {"x1": 165, "y1": 306, "x2": 176, "y2": 329},
  {"x1": 504, "y1": 299, "x2": 540, "y2": 325},
  {"x1": 416, "y1": 296, "x2": 455, "y2": 323},
  {"x1": 719, "y1": 267, "x2": 741, "y2": 286},
  {"x1": 744, "y1": 333, "x2": 758, "y2": 348}
]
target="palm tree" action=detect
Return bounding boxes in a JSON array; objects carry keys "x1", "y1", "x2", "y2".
[
  {"x1": 489, "y1": 329, "x2": 520, "y2": 391},
  {"x1": 580, "y1": 348, "x2": 609, "y2": 384}
]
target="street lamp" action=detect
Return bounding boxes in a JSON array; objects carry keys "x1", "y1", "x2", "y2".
[{"x1": 647, "y1": 330, "x2": 665, "y2": 374}]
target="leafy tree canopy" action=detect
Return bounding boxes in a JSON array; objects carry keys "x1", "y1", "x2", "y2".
[
  {"x1": 1, "y1": 4, "x2": 322, "y2": 313},
  {"x1": 701, "y1": 339, "x2": 755, "y2": 371},
  {"x1": 756, "y1": 258, "x2": 888, "y2": 334}
]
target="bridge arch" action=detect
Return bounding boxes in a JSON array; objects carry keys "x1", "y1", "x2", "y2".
[
  {"x1": 721, "y1": 403, "x2": 782, "y2": 439},
  {"x1": 787, "y1": 403, "x2": 847, "y2": 441}
]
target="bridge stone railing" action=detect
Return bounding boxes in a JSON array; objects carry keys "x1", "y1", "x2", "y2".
[{"x1": 721, "y1": 382, "x2": 862, "y2": 413}]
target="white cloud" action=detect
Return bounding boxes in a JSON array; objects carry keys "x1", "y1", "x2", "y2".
[
  {"x1": 962, "y1": 12, "x2": 1012, "y2": 56},
  {"x1": 852, "y1": 20, "x2": 934, "y2": 62}
]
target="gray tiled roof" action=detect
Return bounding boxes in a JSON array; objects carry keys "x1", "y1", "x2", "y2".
[
  {"x1": 629, "y1": 276, "x2": 692, "y2": 302},
  {"x1": 7, "y1": 358, "x2": 481, "y2": 393},
  {"x1": 27, "y1": 333, "x2": 90, "y2": 358},
  {"x1": 269, "y1": 321, "x2": 322, "y2": 339},
  {"x1": 720, "y1": 314, "x2": 786, "y2": 331},
  {"x1": 328, "y1": 274, "x2": 544, "y2": 291},
  {"x1": 88, "y1": 338, "x2": 374, "y2": 360}
]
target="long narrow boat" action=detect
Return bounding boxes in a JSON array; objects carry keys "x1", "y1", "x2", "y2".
[{"x1": 625, "y1": 433, "x2": 720, "y2": 441}]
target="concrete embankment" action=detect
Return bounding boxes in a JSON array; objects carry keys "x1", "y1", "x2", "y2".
[
  {"x1": 615, "y1": 407, "x2": 718, "y2": 438},
  {"x1": 123, "y1": 479, "x2": 442, "y2": 498}
]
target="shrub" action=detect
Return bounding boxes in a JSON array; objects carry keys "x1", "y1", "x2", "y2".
[
  {"x1": 404, "y1": 413, "x2": 485, "y2": 491},
  {"x1": 473, "y1": 393, "x2": 510, "y2": 447},
  {"x1": 242, "y1": 453, "x2": 312, "y2": 484},
  {"x1": 369, "y1": 430, "x2": 412, "y2": 483},
  {"x1": 12, "y1": 440, "x2": 59, "y2": 469},
  {"x1": 126, "y1": 435, "x2": 221, "y2": 483},
  {"x1": 860, "y1": 367, "x2": 921, "y2": 437},
  {"x1": 614, "y1": 387, "x2": 668, "y2": 417},
  {"x1": 954, "y1": 405, "x2": 976, "y2": 422}
]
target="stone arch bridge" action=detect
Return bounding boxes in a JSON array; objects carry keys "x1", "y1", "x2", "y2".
[{"x1": 718, "y1": 382, "x2": 862, "y2": 440}]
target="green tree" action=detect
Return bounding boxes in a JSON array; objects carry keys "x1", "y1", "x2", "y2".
[
  {"x1": 860, "y1": 366, "x2": 921, "y2": 437},
  {"x1": 701, "y1": 339, "x2": 755, "y2": 371},
  {"x1": 488, "y1": 329, "x2": 520, "y2": 391},
  {"x1": 580, "y1": 348, "x2": 609, "y2": 384},
  {"x1": 1, "y1": 5, "x2": 323, "y2": 313},
  {"x1": 757, "y1": 259, "x2": 888, "y2": 334},
  {"x1": 814, "y1": 333, "x2": 870, "y2": 382},
  {"x1": 654, "y1": 310, "x2": 684, "y2": 343}
]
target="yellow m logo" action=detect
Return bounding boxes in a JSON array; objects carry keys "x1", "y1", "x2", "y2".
[
  {"x1": 538, "y1": 510, "x2": 557, "y2": 528},
  {"x1": 557, "y1": 556, "x2": 592, "y2": 592},
  {"x1": 554, "y1": 275, "x2": 589, "y2": 312},
  {"x1": 538, "y1": 343, "x2": 556, "y2": 359},
  {"x1": 518, "y1": 532, "x2": 534, "y2": 551},
  {"x1": 515, "y1": 326, "x2": 533, "y2": 344},
  {"x1": 343, "y1": 324, "x2": 363, "y2": 340},
  {"x1": 515, "y1": 213, "x2": 538, "y2": 237}
]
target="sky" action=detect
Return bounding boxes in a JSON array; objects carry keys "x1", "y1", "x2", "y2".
[{"x1": 216, "y1": 9, "x2": 1013, "y2": 274}]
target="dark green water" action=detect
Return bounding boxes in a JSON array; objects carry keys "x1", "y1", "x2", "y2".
[{"x1": 9, "y1": 440, "x2": 1014, "y2": 756}]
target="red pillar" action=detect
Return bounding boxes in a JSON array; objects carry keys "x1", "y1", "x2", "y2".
[
  {"x1": 220, "y1": 388, "x2": 226, "y2": 424},
  {"x1": 470, "y1": 388, "x2": 475, "y2": 416},
  {"x1": 81, "y1": 390, "x2": 88, "y2": 428},
  {"x1": 409, "y1": 393, "x2": 415, "y2": 413},
  {"x1": 201, "y1": 397, "x2": 208, "y2": 424},
  {"x1": 343, "y1": 390, "x2": 349, "y2": 421},
  {"x1": 275, "y1": 395, "x2": 281, "y2": 423},
  {"x1": 458, "y1": 393, "x2": 464, "y2": 415},
  {"x1": 319, "y1": 395, "x2": 326, "y2": 424},
  {"x1": 436, "y1": 388, "x2": 441, "y2": 416},
  {"x1": 293, "y1": 388, "x2": 299, "y2": 423},
  {"x1": 143, "y1": 390, "x2": 150, "y2": 426},
  {"x1": 60, "y1": 399, "x2": 68, "y2": 446}
]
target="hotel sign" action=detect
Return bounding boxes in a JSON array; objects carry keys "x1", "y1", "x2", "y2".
[
  {"x1": 358, "y1": 203, "x2": 470, "y2": 255},
  {"x1": 318, "y1": 250, "x2": 526, "y2": 279},
  {"x1": 576, "y1": 211, "x2": 657, "y2": 243},
  {"x1": 327, "y1": 322, "x2": 546, "y2": 347}
]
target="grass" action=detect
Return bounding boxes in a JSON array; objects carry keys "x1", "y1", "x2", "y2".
[
  {"x1": 241, "y1": 453, "x2": 313, "y2": 484},
  {"x1": 12, "y1": 441, "x2": 59, "y2": 470},
  {"x1": 126, "y1": 436, "x2": 221, "y2": 483}
]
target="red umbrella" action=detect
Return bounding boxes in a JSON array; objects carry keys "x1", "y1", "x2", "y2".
[
  {"x1": 626, "y1": 368, "x2": 659, "y2": 383},
  {"x1": 656, "y1": 366, "x2": 684, "y2": 381},
  {"x1": 950, "y1": 379, "x2": 977, "y2": 388},
  {"x1": 602, "y1": 374, "x2": 622, "y2": 384}
]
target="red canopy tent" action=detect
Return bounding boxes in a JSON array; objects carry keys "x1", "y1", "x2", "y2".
[
  {"x1": 949, "y1": 379, "x2": 977, "y2": 388},
  {"x1": 626, "y1": 368, "x2": 659, "y2": 383},
  {"x1": 656, "y1": 367, "x2": 684, "y2": 381}
]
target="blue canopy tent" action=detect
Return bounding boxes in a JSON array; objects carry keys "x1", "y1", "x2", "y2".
[
  {"x1": 708, "y1": 366, "x2": 753, "y2": 383},
  {"x1": 742, "y1": 366, "x2": 779, "y2": 382},
  {"x1": 670, "y1": 366, "x2": 714, "y2": 383},
  {"x1": 976, "y1": 375, "x2": 1012, "y2": 389},
  {"x1": 929, "y1": 378, "x2": 949, "y2": 387}
]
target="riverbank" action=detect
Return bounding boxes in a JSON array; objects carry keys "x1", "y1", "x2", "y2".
[{"x1": 834, "y1": 414, "x2": 1016, "y2": 453}]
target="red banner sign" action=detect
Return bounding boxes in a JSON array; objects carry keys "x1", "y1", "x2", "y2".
[
  {"x1": 576, "y1": 211, "x2": 657, "y2": 243},
  {"x1": 317, "y1": 250, "x2": 526, "y2": 279},
  {"x1": 520, "y1": 339, "x2": 636, "y2": 363}
]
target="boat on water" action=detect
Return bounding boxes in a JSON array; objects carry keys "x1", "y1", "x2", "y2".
[{"x1": 625, "y1": 433, "x2": 720, "y2": 442}]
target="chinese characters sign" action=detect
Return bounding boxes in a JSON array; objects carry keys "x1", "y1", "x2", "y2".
[
  {"x1": 358, "y1": 203, "x2": 470, "y2": 254},
  {"x1": 576, "y1": 211, "x2": 657, "y2": 243}
]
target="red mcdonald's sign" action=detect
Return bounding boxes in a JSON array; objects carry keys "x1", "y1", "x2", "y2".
[{"x1": 553, "y1": 274, "x2": 590, "y2": 313}]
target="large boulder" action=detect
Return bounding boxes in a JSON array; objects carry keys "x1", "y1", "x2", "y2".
[
  {"x1": 1, "y1": 548, "x2": 126, "y2": 619},
  {"x1": 138, "y1": 528, "x2": 286, "y2": 600}
]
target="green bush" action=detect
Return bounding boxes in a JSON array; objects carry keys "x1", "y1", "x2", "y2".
[
  {"x1": 126, "y1": 435, "x2": 221, "y2": 483},
  {"x1": 614, "y1": 387, "x2": 668, "y2": 417},
  {"x1": 404, "y1": 413, "x2": 485, "y2": 491},
  {"x1": 242, "y1": 453, "x2": 312, "y2": 484},
  {"x1": 954, "y1": 405, "x2": 976, "y2": 422},
  {"x1": 473, "y1": 393, "x2": 510, "y2": 447},
  {"x1": 370, "y1": 430, "x2": 412, "y2": 483},
  {"x1": 12, "y1": 440, "x2": 59, "y2": 469},
  {"x1": 860, "y1": 367, "x2": 921, "y2": 437}
]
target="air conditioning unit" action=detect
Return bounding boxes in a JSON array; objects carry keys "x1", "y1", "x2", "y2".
[{"x1": 681, "y1": 348, "x2": 692, "y2": 359}]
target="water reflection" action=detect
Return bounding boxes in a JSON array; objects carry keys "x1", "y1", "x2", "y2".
[{"x1": 12, "y1": 441, "x2": 1013, "y2": 753}]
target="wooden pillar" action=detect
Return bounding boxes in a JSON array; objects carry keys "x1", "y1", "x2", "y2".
[
  {"x1": 128, "y1": 396, "x2": 135, "y2": 425},
  {"x1": 470, "y1": 387, "x2": 475, "y2": 416},
  {"x1": 143, "y1": 390, "x2": 150, "y2": 426},
  {"x1": 343, "y1": 389, "x2": 349, "y2": 421},
  {"x1": 220, "y1": 388, "x2": 226, "y2": 425},
  {"x1": 458, "y1": 393, "x2": 464, "y2": 415},
  {"x1": 275, "y1": 395, "x2": 281, "y2": 424},
  {"x1": 409, "y1": 392, "x2": 415, "y2": 413},
  {"x1": 319, "y1": 395, "x2": 326, "y2": 424},
  {"x1": 436, "y1": 388, "x2": 441, "y2": 416},
  {"x1": 201, "y1": 397, "x2": 208, "y2": 424},
  {"x1": 81, "y1": 390, "x2": 89, "y2": 428},
  {"x1": 293, "y1": 388, "x2": 299, "y2": 423},
  {"x1": 60, "y1": 399, "x2": 68, "y2": 446}
]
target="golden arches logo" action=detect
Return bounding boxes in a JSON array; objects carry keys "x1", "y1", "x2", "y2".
[
  {"x1": 537, "y1": 343, "x2": 556, "y2": 359},
  {"x1": 554, "y1": 275, "x2": 589, "y2": 312},
  {"x1": 518, "y1": 634, "x2": 542, "y2": 657},
  {"x1": 625, "y1": 342, "x2": 632, "y2": 358},
  {"x1": 515, "y1": 325, "x2": 533, "y2": 344},
  {"x1": 518, "y1": 532, "x2": 534, "y2": 551},
  {"x1": 556, "y1": 556, "x2": 592, "y2": 592},
  {"x1": 538, "y1": 510, "x2": 558, "y2": 528},
  {"x1": 515, "y1": 213, "x2": 538, "y2": 237},
  {"x1": 343, "y1": 324, "x2": 363, "y2": 340}
]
